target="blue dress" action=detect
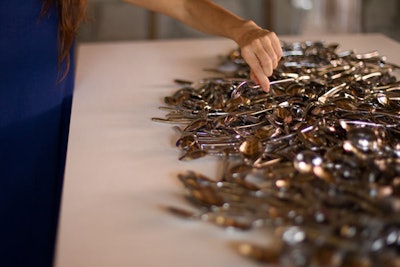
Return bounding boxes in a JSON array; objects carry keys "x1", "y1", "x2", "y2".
[{"x1": 0, "y1": 1, "x2": 74, "y2": 266}]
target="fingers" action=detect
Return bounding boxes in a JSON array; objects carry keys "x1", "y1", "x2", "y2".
[
  {"x1": 250, "y1": 70, "x2": 269, "y2": 92},
  {"x1": 241, "y1": 47, "x2": 269, "y2": 91},
  {"x1": 270, "y1": 32, "x2": 283, "y2": 61},
  {"x1": 239, "y1": 30, "x2": 282, "y2": 92}
]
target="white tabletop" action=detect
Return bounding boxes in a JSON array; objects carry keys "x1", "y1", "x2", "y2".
[{"x1": 55, "y1": 34, "x2": 400, "y2": 267}]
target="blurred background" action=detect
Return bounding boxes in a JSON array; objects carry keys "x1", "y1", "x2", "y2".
[{"x1": 77, "y1": 0, "x2": 400, "y2": 43}]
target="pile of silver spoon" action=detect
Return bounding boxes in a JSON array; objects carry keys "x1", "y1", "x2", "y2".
[{"x1": 153, "y1": 41, "x2": 400, "y2": 266}]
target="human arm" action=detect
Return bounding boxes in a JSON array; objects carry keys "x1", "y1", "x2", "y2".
[{"x1": 123, "y1": 0, "x2": 282, "y2": 92}]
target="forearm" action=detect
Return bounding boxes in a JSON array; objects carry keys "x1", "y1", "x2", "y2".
[
  {"x1": 122, "y1": 0, "x2": 258, "y2": 44},
  {"x1": 180, "y1": 0, "x2": 257, "y2": 44}
]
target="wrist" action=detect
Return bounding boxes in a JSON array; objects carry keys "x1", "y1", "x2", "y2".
[{"x1": 231, "y1": 20, "x2": 262, "y2": 45}]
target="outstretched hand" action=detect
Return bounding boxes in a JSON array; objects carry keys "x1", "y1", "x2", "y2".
[
  {"x1": 234, "y1": 21, "x2": 282, "y2": 92},
  {"x1": 123, "y1": 1, "x2": 281, "y2": 92}
]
